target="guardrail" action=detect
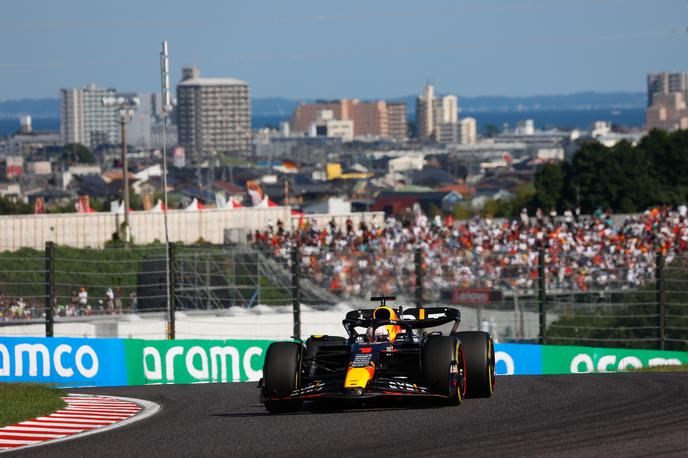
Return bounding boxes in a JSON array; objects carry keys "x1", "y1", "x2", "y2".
[{"x1": 1, "y1": 337, "x2": 686, "y2": 388}]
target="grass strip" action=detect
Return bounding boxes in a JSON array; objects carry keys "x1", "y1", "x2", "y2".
[{"x1": 0, "y1": 383, "x2": 67, "y2": 428}]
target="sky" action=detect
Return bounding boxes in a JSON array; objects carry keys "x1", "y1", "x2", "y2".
[{"x1": 1, "y1": 0, "x2": 687, "y2": 101}]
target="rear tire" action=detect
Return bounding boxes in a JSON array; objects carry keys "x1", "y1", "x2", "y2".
[
  {"x1": 422, "y1": 336, "x2": 465, "y2": 406},
  {"x1": 261, "y1": 342, "x2": 303, "y2": 413},
  {"x1": 457, "y1": 331, "x2": 495, "y2": 398}
]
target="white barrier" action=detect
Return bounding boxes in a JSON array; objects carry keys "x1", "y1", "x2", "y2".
[
  {"x1": 0, "y1": 304, "x2": 544, "y2": 341},
  {"x1": 0, "y1": 209, "x2": 383, "y2": 250}
]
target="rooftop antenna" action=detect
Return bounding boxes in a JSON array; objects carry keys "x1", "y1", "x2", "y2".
[{"x1": 161, "y1": 40, "x2": 174, "y2": 339}]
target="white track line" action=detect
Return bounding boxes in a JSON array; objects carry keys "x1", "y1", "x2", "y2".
[{"x1": 0, "y1": 394, "x2": 160, "y2": 453}]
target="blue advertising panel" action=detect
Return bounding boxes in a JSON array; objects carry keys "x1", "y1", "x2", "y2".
[
  {"x1": 0, "y1": 337, "x2": 127, "y2": 387},
  {"x1": 494, "y1": 343, "x2": 542, "y2": 375}
]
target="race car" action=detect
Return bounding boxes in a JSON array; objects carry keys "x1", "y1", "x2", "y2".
[{"x1": 258, "y1": 296, "x2": 495, "y2": 412}]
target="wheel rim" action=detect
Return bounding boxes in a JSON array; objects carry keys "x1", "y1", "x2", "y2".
[{"x1": 459, "y1": 344, "x2": 467, "y2": 398}]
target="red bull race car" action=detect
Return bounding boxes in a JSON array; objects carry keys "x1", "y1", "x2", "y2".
[{"x1": 259, "y1": 296, "x2": 495, "y2": 412}]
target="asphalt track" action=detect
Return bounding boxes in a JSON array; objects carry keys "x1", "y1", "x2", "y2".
[{"x1": 9, "y1": 373, "x2": 688, "y2": 457}]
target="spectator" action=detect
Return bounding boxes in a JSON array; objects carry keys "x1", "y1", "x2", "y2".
[
  {"x1": 250, "y1": 205, "x2": 688, "y2": 299},
  {"x1": 78, "y1": 287, "x2": 88, "y2": 308},
  {"x1": 105, "y1": 288, "x2": 115, "y2": 314}
]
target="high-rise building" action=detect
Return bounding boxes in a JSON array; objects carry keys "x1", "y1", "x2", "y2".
[
  {"x1": 415, "y1": 84, "x2": 435, "y2": 140},
  {"x1": 647, "y1": 72, "x2": 688, "y2": 106},
  {"x1": 416, "y1": 85, "x2": 459, "y2": 142},
  {"x1": 289, "y1": 99, "x2": 406, "y2": 140},
  {"x1": 646, "y1": 72, "x2": 688, "y2": 131},
  {"x1": 459, "y1": 117, "x2": 477, "y2": 144},
  {"x1": 122, "y1": 93, "x2": 155, "y2": 149},
  {"x1": 646, "y1": 93, "x2": 688, "y2": 131},
  {"x1": 437, "y1": 95, "x2": 458, "y2": 124},
  {"x1": 387, "y1": 102, "x2": 408, "y2": 142},
  {"x1": 60, "y1": 84, "x2": 118, "y2": 148},
  {"x1": 176, "y1": 67, "x2": 251, "y2": 163}
]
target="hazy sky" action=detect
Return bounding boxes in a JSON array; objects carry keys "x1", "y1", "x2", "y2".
[{"x1": 2, "y1": 0, "x2": 687, "y2": 100}]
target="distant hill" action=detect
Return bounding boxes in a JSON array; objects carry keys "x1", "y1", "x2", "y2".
[
  {"x1": 391, "y1": 92, "x2": 646, "y2": 115},
  {"x1": 0, "y1": 92, "x2": 646, "y2": 119}
]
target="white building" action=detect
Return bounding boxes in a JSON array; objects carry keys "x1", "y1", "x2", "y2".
[
  {"x1": 415, "y1": 84, "x2": 435, "y2": 140},
  {"x1": 514, "y1": 119, "x2": 535, "y2": 135},
  {"x1": 176, "y1": 67, "x2": 251, "y2": 163},
  {"x1": 437, "y1": 95, "x2": 458, "y2": 124},
  {"x1": 416, "y1": 84, "x2": 460, "y2": 142},
  {"x1": 388, "y1": 153, "x2": 425, "y2": 174},
  {"x1": 459, "y1": 117, "x2": 477, "y2": 144},
  {"x1": 308, "y1": 110, "x2": 354, "y2": 142},
  {"x1": 60, "y1": 84, "x2": 119, "y2": 148},
  {"x1": 302, "y1": 197, "x2": 352, "y2": 214}
]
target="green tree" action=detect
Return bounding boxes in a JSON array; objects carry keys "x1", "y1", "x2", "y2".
[
  {"x1": 484, "y1": 124, "x2": 499, "y2": 138},
  {"x1": 62, "y1": 143, "x2": 96, "y2": 164},
  {"x1": 0, "y1": 196, "x2": 32, "y2": 215},
  {"x1": 531, "y1": 164, "x2": 563, "y2": 211}
]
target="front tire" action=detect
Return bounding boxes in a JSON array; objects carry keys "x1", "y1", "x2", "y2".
[
  {"x1": 457, "y1": 331, "x2": 495, "y2": 398},
  {"x1": 422, "y1": 336, "x2": 465, "y2": 405},
  {"x1": 261, "y1": 342, "x2": 303, "y2": 413}
]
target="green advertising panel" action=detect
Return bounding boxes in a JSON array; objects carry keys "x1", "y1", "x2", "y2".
[
  {"x1": 541, "y1": 345, "x2": 688, "y2": 375},
  {"x1": 123, "y1": 339, "x2": 274, "y2": 386}
]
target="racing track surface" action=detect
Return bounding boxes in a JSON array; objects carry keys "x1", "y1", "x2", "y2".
[{"x1": 10, "y1": 373, "x2": 688, "y2": 457}]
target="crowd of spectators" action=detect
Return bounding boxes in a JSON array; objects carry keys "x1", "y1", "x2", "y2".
[
  {"x1": 0, "y1": 286, "x2": 132, "y2": 322},
  {"x1": 0, "y1": 293, "x2": 35, "y2": 321},
  {"x1": 250, "y1": 205, "x2": 688, "y2": 300}
]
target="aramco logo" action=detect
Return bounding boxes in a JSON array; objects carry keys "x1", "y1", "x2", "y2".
[{"x1": 0, "y1": 343, "x2": 99, "y2": 378}]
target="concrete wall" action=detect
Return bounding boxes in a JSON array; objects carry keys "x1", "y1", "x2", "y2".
[
  {"x1": 0, "y1": 209, "x2": 385, "y2": 251},
  {"x1": 0, "y1": 304, "x2": 542, "y2": 341},
  {"x1": 0, "y1": 208, "x2": 291, "y2": 250}
]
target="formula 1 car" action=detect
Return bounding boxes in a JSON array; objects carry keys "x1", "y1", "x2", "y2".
[{"x1": 259, "y1": 296, "x2": 495, "y2": 412}]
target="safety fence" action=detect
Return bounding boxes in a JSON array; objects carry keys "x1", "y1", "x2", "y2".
[
  {"x1": 254, "y1": 239, "x2": 688, "y2": 351},
  {"x1": 0, "y1": 336, "x2": 686, "y2": 388},
  {"x1": 1, "y1": 241, "x2": 687, "y2": 350}
]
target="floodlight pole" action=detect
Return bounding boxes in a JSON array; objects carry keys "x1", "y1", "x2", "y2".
[
  {"x1": 119, "y1": 106, "x2": 131, "y2": 245},
  {"x1": 161, "y1": 40, "x2": 174, "y2": 340}
]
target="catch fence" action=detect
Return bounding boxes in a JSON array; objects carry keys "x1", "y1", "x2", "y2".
[{"x1": 0, "y1": 241, "x2": 686, "y2": 350}]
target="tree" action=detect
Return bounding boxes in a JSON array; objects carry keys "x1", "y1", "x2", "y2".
[
  {"x1": 531, "y1": 164, "x2": 563, "y2": 211},
  {"x1": 63, "y1": 143, "x2": 96, "y2": 164},
  {"x1": 484, "y1": 124, "x2": 499, "y2": 138},
  {"x1": 0, "y1": 196, "x2": 32, "y2": 215}
]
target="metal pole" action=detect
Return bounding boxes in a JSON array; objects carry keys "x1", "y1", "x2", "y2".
[
  {"x1": 415, "y1": 247, "x2": 424, "y2": 308},
  {"x1": 167, "y1": 242, "x2": 176, "y2": 339},
  {"x1": 291, "y1": 244, "x2": 301, "y2": 340},
  {"x1": 44, "y1": 241, "x2": 55, "y2": 337},
  {"x1": 161, "y1": 40, "x2": 172, "y2": 338},
  {"x1": 513, "y1": 290, "x2": 520, "y2": 340},
  {"x1": 655, "y1": 251, "x2": 665, "y2": 350},
  {"x1": 120, "y1": 108, "x2": 130, "y2": 246},
  {"x1": 538, "y1": 246, "x2": 546, "y2": 345}
]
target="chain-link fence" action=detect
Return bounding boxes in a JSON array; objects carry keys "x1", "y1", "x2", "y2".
[{"x1": 0, "y1": 240, "x2": 686, "y2": 349}]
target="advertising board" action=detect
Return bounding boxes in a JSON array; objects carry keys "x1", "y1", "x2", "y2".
[{"x1": 1, "y1": 337, "x2": 686, "y2": 388}]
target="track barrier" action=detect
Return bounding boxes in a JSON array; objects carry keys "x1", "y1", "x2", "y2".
[{"x1": 0, "y1": 337, "x2": 686, "y2": 388}]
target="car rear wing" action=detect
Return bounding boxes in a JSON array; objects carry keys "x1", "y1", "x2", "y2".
[{"x1": 344, "y1": 307, "x2": 461, "y2": 334}]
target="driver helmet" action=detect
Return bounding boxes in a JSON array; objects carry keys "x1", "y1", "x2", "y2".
[{"x1": 369, "y1": 306, "x2": 401, "y2": 342}]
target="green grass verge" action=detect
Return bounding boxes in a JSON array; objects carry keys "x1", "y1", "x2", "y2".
[
  {"x1": 625, "y1": 364, "x2": 688, "y2": 373},
  {"x1": 0, "y1": 383, "x2": 67, "y2": 427}
]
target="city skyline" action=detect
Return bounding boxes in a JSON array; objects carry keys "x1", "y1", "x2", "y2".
[{"x1": 2, "y1": 0, "x2": 688, "y2": 101}]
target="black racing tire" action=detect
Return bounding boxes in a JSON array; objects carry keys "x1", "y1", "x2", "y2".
[
  {"x1": 422, "y1": 336, "x2": 465, "y2": 406},
  {"x1": 457, "y1": 331, "x2": 495, "y2": 398},
  {"x1": 261, "y1": 342, "x2": 303, "y2": 413}
]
